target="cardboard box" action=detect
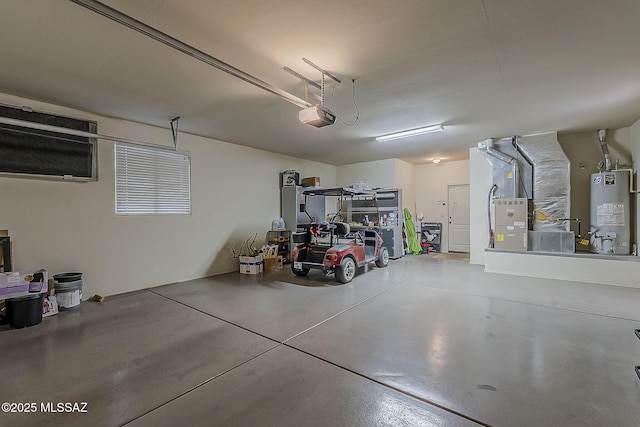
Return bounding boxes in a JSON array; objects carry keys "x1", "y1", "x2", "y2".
[
  {"x1": 0, "y1": 269, "x2": 48, "y2": 300},
  {"x1": 264, "y1": 256, "x2": 283, "y2": 271},
  {"x1": 302, "y1": 176, "x2": 320, "y2": 187},
  {"x1": 43, "y1": 295, "x2": 58, "y2": 317},
  {"x1": 239, "y1": 254, "x2": 263, "y2": 275}
]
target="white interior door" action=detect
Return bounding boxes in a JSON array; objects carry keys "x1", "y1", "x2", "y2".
[{"x1": 448, "y1": 184, "x2": 470, "y2": 252}]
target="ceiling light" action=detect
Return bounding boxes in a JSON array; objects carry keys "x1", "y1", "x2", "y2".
[
  {"x1": 376, "y1": 124, "x2": 444, "y2": 142},
  {"x1": 432, "y1": 158, "x2": 441, "y2": 164}
]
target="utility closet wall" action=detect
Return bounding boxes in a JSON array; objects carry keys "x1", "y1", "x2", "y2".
[
  {"x1": 0, "y1": 92, "x2": 336, "y2": 297},
  {"x1": 558, "y1": 128, "x2": 632, "y2": 251},
  {"x1": 415, "y1": 160, "x2": 470, "y2": 253}
]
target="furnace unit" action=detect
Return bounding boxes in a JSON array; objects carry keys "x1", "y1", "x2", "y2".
[{"x1": 493, "y1": 198, "x2": 528, "y2": 251}]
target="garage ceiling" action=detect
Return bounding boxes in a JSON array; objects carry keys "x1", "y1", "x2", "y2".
[{"x1": 1, "y1": 0, "x2": 639, "y2": 166}]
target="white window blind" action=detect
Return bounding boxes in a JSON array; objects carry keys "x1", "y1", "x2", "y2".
[{"x1": 115, "y1": 143, "x2": 191, "y2": 215}]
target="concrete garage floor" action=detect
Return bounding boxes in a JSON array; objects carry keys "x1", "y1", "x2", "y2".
[{"x1": 2, "y1": 255, "x2": 640, "y2": 426}]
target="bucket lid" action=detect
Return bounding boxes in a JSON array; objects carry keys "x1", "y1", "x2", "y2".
[
  {"x1": 53, "y1": 272, "x2": 83, "y2": 282},
  {"x1": 54, "y1": 279, "x2": 83, "y2": 290},
  {"x1": 8, "y1": 293, "x2": 43, "y2": 302}
]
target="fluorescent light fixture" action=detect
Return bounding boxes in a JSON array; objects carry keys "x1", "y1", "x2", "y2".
[
  {"x1": 432, "y1": 158, "x2": 441, "y2": 164},
  {"x1": 376, "y1": 124, "x2": 444, "y2": 142}
]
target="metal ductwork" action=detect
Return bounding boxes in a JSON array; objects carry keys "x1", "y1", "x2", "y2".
[
  {"x1": 480, "y1": 132, "x2": 571, "y2": 233},
  {"x1": 477, "y1": 138, "x2": 519, "y2": 199},
  {"x1": 598, "y1": 128, "x2": 612, "y2": 172},
  {"x1": 512, "y1": 132, "x2": 571, "y2": 232}
]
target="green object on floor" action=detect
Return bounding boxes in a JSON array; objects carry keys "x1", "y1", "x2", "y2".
[{"x1": 404, "y1": 208, "x2": 422, "y2": 255}]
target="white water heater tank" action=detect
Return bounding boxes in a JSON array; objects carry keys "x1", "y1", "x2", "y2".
[{"x1": 589, "y1": 171, "x2": 631, "y2": 254}]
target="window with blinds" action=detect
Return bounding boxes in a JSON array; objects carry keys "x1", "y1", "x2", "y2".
[{"x1": 115, "y1": 143, "x2": 191, "y2": 215}]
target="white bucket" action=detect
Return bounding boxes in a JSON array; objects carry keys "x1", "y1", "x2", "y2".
[{"x1": 54, "y1": 279, "x2": 83, "y2": 310}]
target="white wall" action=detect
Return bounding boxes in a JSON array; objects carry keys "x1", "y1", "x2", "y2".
[
  {"x1": 631, "y1": 118, "x2": 640, "y2": 248},
  {"x1": 469, "y1": 147, "x2": 493, "y2": 264},
  {"x1": 395, "y1": 159, "x2": 416, "y2": 216},
  {"x1": 336, "y1": 159, "x2": 397, "y2": 189},
  {"x1": 336, "y1": 158, "x2": 415, "y2": 214},
  {"x1": 336, "y1": 159, "x2": 416, "y2": 216},
  {"x1": 485, "y1": 251, "x2": 640, "y2": 288},
  {"x1": 415, "y1": 160, "x2": 470, "y2": 253},
  {"x1": 0, "y1": 93, "x2": 336, "y2": 297}
]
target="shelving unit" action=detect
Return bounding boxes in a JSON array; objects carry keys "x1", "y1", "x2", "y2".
[
  {"x1": 338, "y1": 194, "x2": 376, "y2": 224},
  {"x1": 267, "y1": 230, "x2": 292, "y2": 264},
  {"x1": 375, "y1": 189, "x2": 403, "y2": 259},
  {"x1": 337, "y1": 189, "x2": 403, "y2": 259}
]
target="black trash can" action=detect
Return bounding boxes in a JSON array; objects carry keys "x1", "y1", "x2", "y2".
[{"x1": 6, "y1": 293, "x2": 44, "y2": 328}]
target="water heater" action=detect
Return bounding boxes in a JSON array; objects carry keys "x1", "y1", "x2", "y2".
[{"x1": 590, "y1": 171, "x2": 631, "y2": 254}]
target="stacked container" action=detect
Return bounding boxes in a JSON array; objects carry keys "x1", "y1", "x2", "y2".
[{"x1": 53, "y1": 272, "x2": 83, "y2": 310}]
